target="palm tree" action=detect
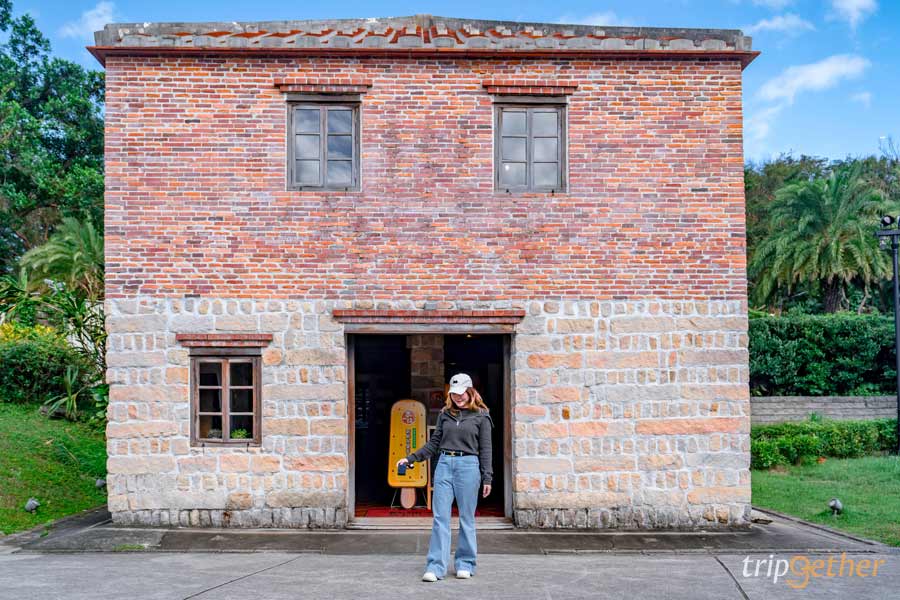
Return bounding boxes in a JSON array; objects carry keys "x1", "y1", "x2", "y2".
[
  {"x1": 19, "y1": 217, "x2": 104, "y2": 301},
  {"x1": 749, "y1": 164, "x2": 896, "y2": 313}
]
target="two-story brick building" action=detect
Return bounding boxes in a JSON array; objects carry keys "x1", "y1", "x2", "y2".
[{"x1": 91, "y1": 15, "x2": 757, "y2": 529}]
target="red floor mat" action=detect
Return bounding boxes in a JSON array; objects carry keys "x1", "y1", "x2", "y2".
[{"x1": 356, "y1": 505, "x2": 505, "y2": 518}]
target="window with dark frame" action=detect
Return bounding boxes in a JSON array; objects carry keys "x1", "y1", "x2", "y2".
[
  {"x1": 192, "y1": 355, "x2": 261, "y2": 445},
  {"x1": 495, "y1": 104, "x2": 566, "y2": 192},
  {"x1": 288, "y1": 102, "x2": 359, "y2": 190}
]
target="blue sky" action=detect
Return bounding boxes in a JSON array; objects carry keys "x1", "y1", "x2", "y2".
[{"x1": 13, "y1": 0, "x2": 899, "y2": 163}]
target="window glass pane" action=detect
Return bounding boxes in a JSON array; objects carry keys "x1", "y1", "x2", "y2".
[
  {"x1": 230, "y1": 416, "x2": 254, "y2": 440},
  {"x1": 327, "y1": 160, "x2": 352, "y2": 185},
  {"x1": 532, "y1": 111, "x2": 559, "y2": 136},
  {"x1": 327, "y1": 109, "x2": 352, "y2": 134},
  {"x1": 533, "y1": 137, "x2": 558, "y2": 162},
  {"x1": 501, "y1": 137, "x2": 526, "y2": 162},
  {"x1": 328, "y1": 135, "x2": 352, "y2": 159},
  {"x1": 199, "y1": 388, "x2": 221, "y2": 413},
  {"x1": 295, "y1": 108, "x2": 320, "y2": 133},
  {"x1": 296, "y1": 160, "x2": 320, "y2": 185},
  {"x1": 199, "y1": 415, "x2": 222, "y2": 439},
  {"x1": 501, "y1": 110, "x2": 526, "y2": 135},
  {"x1": 295, "y1": 135, "x2": 319, "y2": 159},
  {"x1": 534, "y1": 162, "x2": 560, "y2": 187},
  {"x1": 230, "y1": 362, "x2": 254, "y2": 387},
  {"x1": 198, "y1": 363, "x2": 221, "y2": 386},
  {"x1": 230, "y1": 389, "x2": 253, "y2": 413},
  {"x1": 500, "y1": 162, "x2": 526, "y2": 186}
]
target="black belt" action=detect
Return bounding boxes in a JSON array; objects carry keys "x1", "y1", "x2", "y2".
[{"x1": 440, "y1": 449, "x2": 476, "y2": 456}]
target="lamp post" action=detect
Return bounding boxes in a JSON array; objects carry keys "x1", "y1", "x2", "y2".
[{"x1": 876, "y1": 215, "x2": 900, "y2": 455}]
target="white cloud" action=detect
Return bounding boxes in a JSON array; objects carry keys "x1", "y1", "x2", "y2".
[
  {"x1": 829, "y1": 0, "x2": 878, "y2": 29},
  {"x1": 851, "y1": 91, "x2": 872, "y2": 108},
  {"x1": 746, "y1": 104, "x2": 786, "y2": 145},
  {"x1": 60, "y1": 1, "x2": 117, "y2": 40},
  {"x1": 748, "y1": 54, "x2": 870, "y2": 155},
  {"x1": 744, "y1": 13, "x2": 815, "y2": 35},
  {"x1": 556, "y1": 12, "x2": 634, "y2": 27},
  {"x1": 753, "y1": 0, "x2": 794, "y2": 8},
  {"x1": 758, "y1": 54, "x2": 870, "y2": 104}
]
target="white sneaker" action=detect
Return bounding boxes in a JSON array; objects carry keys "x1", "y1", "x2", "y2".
[
  {"x1": 422, "y1": 572, "x2": 438, "y2": 582},
  {"x1": 456, "y1": 570, "x2": 471, "y2": 579}
]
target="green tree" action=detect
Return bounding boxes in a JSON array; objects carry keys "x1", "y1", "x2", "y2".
[
  {"x1": 749, "y1": 163, "x2": 897, "y2": 313},
  {"x1": 0, "y1": 0, "x2": 104, "y2": 272},
  {"x1": 745, "y1": 154, "x2": 829, "y2": 253},
  {"x1": 19, "y1": 217, "x2": 103, "y2": 301}
]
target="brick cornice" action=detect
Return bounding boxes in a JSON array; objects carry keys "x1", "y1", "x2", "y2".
[
  {"x1": 332, "y1": 309, "x2": 525, "y2": 324},
  {"x1": 175, "y1": 333, "x2": 273, "y2": 347}
]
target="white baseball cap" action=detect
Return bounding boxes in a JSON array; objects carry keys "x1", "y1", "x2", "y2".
[{"x1": 448, "y1": 373, "x2": 473, "y2": 395}]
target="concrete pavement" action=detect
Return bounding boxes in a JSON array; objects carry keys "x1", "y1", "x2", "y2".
[
  {"x1": 1, "y1": 506, "x2": 897, "y2": 599},
  {"x1": 1, "y1": 551, "x2": 898, "y2": 599}
]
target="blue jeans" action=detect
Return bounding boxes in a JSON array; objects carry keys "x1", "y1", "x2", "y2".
[{"x1": 425, "y1": 453, "x2": 481, "y2": 578}]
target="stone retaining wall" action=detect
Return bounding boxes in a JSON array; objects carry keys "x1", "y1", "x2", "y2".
[{"x1": 750, "y1": 396, "x2": 897, "y2": 425}]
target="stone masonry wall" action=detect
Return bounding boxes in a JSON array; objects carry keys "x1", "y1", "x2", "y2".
[{"x1": 106, "y1": 296, "x2": 749, "y2": 529}]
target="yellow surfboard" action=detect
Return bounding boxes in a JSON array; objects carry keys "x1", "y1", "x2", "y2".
[{"x1": 387, "y1": 399, "x2": 428, "y2": 488}]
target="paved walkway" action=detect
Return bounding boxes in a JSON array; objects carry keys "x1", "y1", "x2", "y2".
[{"x1": 1, "y1": 507, "x2": 897, "y2": 599}]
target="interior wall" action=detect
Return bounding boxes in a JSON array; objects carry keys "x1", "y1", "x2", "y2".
[{"x1": 408, "y1": 334, "x2": 445, "y2": 425}]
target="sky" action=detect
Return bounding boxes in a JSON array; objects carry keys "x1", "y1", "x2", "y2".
[{"x1": 11, "y1": 0, "x2": 900, "y2": 163}]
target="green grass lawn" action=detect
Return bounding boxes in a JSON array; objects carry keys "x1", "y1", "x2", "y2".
[
  {"x1": 0, "y1": 403, "x2": 107, "y2": 535},
  {"x1": 752, "y1": 455, "x2": 900, "y2": 547}
]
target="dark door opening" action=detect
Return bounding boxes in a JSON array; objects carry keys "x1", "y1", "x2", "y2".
[
  {"x1": 349, "y1": 333, "x2": 508, "y2": 518},
  {"x1": 443, "y1": 334, "x2": 506, "y2": 516},
  {"x1": 351, "y1": 335, "x2": 411, "y2": 509}
]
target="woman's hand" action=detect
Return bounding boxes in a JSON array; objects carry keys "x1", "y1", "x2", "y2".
[
  {"x1": 482, "y1": 484, "x2": 491, "y2": 498},
  {"x1": 396, "y1": 458, "x2": 409, "y2": 469}
]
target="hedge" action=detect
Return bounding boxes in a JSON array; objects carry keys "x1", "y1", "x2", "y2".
[
  {"x1": 750, "y1": 417, "x2": 898, "y2": 469},
  {"x1": 0, "y1": 323, "x2": 88, "y2": 405},
  {"x1": 749, "y1": 313, "x2": 896, "y2": 396}
]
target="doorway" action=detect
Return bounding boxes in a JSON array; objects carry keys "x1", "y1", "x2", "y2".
[{"x1": 347, "y1": 333, "x2": 510, "y2": 519}]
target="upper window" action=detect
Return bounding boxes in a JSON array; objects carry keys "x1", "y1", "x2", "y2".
[
  {"x1": 191, "y1": 355, "x2": 261, "y2": 445},
  {"x1": 288, "y1": 103, "x2": 360, "y2": 190},
  {"x1": 495, "y1": 104, "x2": 566, "y2": 193}
]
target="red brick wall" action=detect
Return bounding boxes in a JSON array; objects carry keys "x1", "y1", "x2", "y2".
[{"x1": 104, "y1": 56, "x2": 746, "y2": 301}]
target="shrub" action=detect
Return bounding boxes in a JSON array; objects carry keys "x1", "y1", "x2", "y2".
[
  {"x1": 751, "y1": 439, "x2": 785, "y2": 469},
  {"x1": 751, "y1": 417, "x2": 898, "y2": 468},
  {"x1": 0, "y1": 324, "x2": 88, "y2": 405},
  {"x1": 790, "y1": 434, "x2": 821, "y2": 464},
  {"x1": 749, "y1": 313, "x2": 895, "y2": 396}
]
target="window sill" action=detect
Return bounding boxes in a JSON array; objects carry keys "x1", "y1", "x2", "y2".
[
  {"x1": 288, "y1": 187, "x2": 361, "y2": 192},
  {"x1": 192, "y1": 440, "x2": 261, "y2": 448},
  {"x1": 495, "y1": 188, "x2": 569, "y2": 195}
]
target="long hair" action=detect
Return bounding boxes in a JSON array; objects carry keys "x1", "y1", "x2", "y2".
[{"x1": 443, "y1": 383, "x2": 489, "y2": 416}]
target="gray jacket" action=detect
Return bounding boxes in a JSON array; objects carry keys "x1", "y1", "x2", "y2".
[{"x1": 405, "y1": 407, "x2": 494, "y2": 484}]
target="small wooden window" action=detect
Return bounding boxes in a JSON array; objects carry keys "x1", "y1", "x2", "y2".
[
  {"x1": 288, "y1": 102, "x2": 360, "y2": 191},
  {"x1": 191, "y1": 355, "x2": 261, "y2": 445},
  {"x1": 495, "y1": 104, "x2": 566, "y2": 193}
]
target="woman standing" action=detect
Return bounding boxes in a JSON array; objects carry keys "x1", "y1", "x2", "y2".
[{"x1": 396, "y1": 372, "x2": 494, "y2": 582}]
